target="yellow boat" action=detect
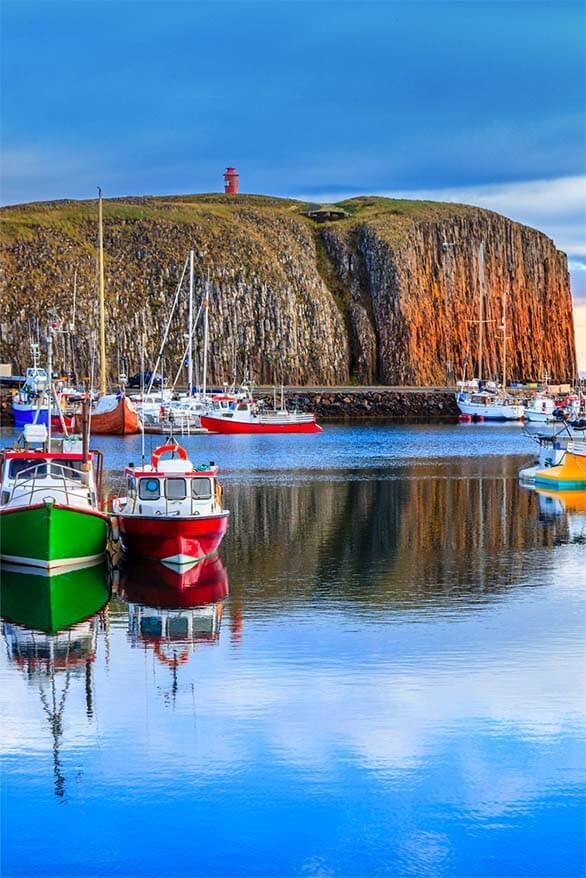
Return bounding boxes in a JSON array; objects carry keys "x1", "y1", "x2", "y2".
[{"x1": 534, "y1": 440, "x2": 586, "y2": 490}]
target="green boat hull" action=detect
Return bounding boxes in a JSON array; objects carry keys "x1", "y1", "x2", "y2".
[
  {"x1": 0, "y1": 561, "x2": 110, "y2": 633},
  {"x1": 0, "y1": 502, "x2": 108, "y2": 570}
]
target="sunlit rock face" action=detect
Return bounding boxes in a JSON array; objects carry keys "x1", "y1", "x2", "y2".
[{"x1": 0, "y1": 194, "x2": 576, "y2": 384}]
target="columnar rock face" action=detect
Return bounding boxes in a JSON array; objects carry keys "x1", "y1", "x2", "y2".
[{"x1": 0, "y1": 194, "x2": 577, "y2": 384}]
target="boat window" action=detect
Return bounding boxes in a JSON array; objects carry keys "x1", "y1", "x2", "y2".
[
  {"x1": 9, "y1": 459, "x2": 47, "y2": 479},
  {"x1": 128, "y1": 476, "x2": 137, "y2": 497},
  {"x1": 167, "y1": 617, "x2": 189, "y2": 638},
  {"x1": 166, "y1": 478, "x2": 187, "y2": 500},
  {"x1": 191, "y1": 477, "x2": 212, "y2": 499},
  {"x1": 50, "y1": 461, "x2": 82, "y2": 480},
  {"x1": 140, "y1": 616, "x2": 162, "y2": 637},
  {"x1": 139, "y1": 477, "x2": 161, "y2": 500},
  {"x1": 237, "y1": 403, "x2": 248, "y2": 411}
]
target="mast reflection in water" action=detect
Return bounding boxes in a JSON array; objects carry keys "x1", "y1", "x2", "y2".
[
  {"x1": 1, "y1": 446, "x2": 585, "y2": 878},
  {"x1": 1, "y1": 561, "x2": 110, "y2": 799}
]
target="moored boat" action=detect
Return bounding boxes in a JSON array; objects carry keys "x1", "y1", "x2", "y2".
[
  {"x1": 201, "y1": 398, "x2": 322, "y2": 434},
  {"x1": 518, "y1": 431, "x2": 571, "y2": 483},
  {"x1": 524, "y1": 394, "x2": 557, "y2": 423},
  {"x1": 11, "y1": 351, "x2": 50, "y2": 427},
  {"x1": 111, "y1": 440, "x2": 229, "y2": 566},
  {"x1": 74, "y1": 393, "x2": 140, "y2": 435},
  {"x1": 456, "y1": 391, "x2": 524, "y2": 421},
  {"x1": 534, "y1": 440, "x2": 586, "y2": 490},
  {"x1": 0, "y1": 426, "x2": 108, "y2": 570}
]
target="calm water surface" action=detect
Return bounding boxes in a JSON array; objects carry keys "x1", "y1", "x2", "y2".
[{"x1": 1, "y1": 423, "x2": 585, "y2": 877}]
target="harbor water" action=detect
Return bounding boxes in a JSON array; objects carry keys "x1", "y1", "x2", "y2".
[{"x1": 1, "y1": 423, "x2": 585, "y2": 877}]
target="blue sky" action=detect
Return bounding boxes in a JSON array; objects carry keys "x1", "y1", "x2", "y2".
[{"x1": 1, "y1": 1, "x2": 585, "y2": 308}]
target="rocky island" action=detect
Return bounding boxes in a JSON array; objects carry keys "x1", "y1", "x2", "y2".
[{"x1": 0, "y1": 193, "x2": 577, "y2": 386}]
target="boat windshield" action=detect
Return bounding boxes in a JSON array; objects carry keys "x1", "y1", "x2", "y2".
[
  {"x1": 8, "y1": 458, "x2": 47, "y2": 478},
  {"x1": 9, "y1": 458, "x2": 84, "y2": 481},
  {"x1": 192, "y1": 477, "x2": 212, "y2": 499},
  {"x1": 165, "y1": 478, "x2": 186, "y2": 500}
]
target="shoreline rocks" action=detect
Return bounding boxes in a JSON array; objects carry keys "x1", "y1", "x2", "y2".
[{"x1": 259, "y1": 390, "x2": 459, "y2": 420}]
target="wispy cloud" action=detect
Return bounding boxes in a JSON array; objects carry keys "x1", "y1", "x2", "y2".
[{"x1": 303, "y1": 175, "x2": 586, "y2": 258}]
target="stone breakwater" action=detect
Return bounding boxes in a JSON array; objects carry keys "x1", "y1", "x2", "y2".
[{"x1": 258, "y1": 390, "x2": 460, "y2": 420}]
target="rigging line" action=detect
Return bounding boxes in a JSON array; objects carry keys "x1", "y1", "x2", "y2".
[
  {"x1": 172, "y1": 296, "x2": 205, "y2": 390},
  {"x1": 146, "y1": 254, "x2": 190, "y2": 397}
]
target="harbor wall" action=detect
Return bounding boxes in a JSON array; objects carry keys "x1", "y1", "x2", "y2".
[{"x1": 257, "y1": 389, "x2": 459, "y2": 420}]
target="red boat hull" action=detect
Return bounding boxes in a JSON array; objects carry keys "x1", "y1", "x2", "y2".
[
  {"x1": 200, "y1": 415, "x2": 323, "y2": 434},
  {"x1": 117, "y1": 512, "x2": 229, "y2": 564}
]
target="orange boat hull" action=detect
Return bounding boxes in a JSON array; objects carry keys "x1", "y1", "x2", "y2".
[{"x1": 75, "y1": 396, "x2": 140, "y2": 435}]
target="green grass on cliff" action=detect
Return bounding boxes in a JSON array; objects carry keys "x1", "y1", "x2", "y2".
[{"x1": 0, "y1": 191, "x2": 479, "y2": 245}]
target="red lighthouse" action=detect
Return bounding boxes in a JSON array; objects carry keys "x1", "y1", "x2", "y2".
[{"x1": 224, "y1": 167, "x2": 239, "y2": 195}]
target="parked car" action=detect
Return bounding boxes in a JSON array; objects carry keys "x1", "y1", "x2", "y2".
[{"x1": 127, "y1": 371, "x2": 163, "y2": 388}]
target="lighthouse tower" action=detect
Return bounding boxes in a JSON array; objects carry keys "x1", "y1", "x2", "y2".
[{"x1": 224, "y1": 167, "x2": 239, "y2": 195}]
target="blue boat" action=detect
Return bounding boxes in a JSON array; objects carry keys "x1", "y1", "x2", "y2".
[{"x1": 11, "y1": 350, "x2": 50, "y2": 428}]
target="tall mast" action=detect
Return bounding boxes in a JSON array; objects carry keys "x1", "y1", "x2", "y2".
[
  {"x1": 501, "y1": 289, "x2": 506, "y2": 390},
  {"x1": 46, "y1": 325, "x2": 53, "y2": 451},
  {"x1": 477, "y1": 242, "x2": 484, "y2": 381},
  {"x1": 202, "y1": 269, "x2": 210, "y2": 399},
  {"x1": 188, "y1": 250, "x2": 194, "y2": 394},
  {"x1": 98, "y1": 188, "x2": 107, "y2": 396}
]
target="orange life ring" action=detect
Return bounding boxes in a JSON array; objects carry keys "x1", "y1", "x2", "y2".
[
  {"x1": 151, "y1": 443, "x2": 188, "y2": 469},
  {"x1": 153, "y1": 641, "x2": 190, "y2": 668}
]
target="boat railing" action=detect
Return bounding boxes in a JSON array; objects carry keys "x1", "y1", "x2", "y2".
[
  {"x1": 258, "y1": 411, "x2": 314, "y2": 423},
  {"x1": 9, "y1": 462, "x2": 91, "y2": 508},
  {"x1": 568, "y1": 441, "x2": 586, "y2": 457}
]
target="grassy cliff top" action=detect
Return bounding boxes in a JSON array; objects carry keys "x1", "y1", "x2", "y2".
[{"x1": 0, "y1": 191, "x2": 482, "y2": 245}]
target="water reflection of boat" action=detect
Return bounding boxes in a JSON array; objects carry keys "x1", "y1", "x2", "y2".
[
  {"x1": 534, "y1": 487, "x2": 586, "y2": 542},
  {"x1": 1, "y1": 561, "x2": 110, "y2": 798},
  {"x1": 0, "y1": 560, "x2": 110, "y2": 633},
  {"x1": 120, "y1": 553, "x2": 229, "y2": 608},
  {"x1": 119, "y1": 555, "x2": 228, "y2": 688}
]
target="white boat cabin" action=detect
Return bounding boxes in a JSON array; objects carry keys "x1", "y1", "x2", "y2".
[
  {"x1": 0, "y1": 429, "x2": 101, "y2": 511},
  {"x1": 116, "y1": 456, "x2": 223, "y2": 518}
]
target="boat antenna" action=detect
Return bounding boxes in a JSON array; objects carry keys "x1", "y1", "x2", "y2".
[{"x1": 97, "y1": 188, "x2": 107, "y2": 397}]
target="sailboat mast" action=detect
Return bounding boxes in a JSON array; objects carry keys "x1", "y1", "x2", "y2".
[
  {"x1": 501, "y1": 288, "x2": 508, "y2": 390},
  {"x1": 477, "y1": 242, "x2": 484, "y2": 381},
  {"x1": 202, "y1": 270, "x2": 210, "y2": 399},
  {"x1": 46, "y1": 326, "x2": 53, "y2": 451},
  {"x1": 98, "y1": 188, "x2": 107, "y2": 396},
  {"x1": 188, "y1": 250, "x2": 194, "y2": 394}
]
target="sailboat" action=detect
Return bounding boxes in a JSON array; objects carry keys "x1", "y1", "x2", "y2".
[
  {"x1": 456, "y1": 244, "x2": 524, "y2": 421},
  {"x1": 74, "y1": 189, "x2": 140, "y2": 435},
  {"x1": 0, "y1": 328, "x2": 109, "y2": 570}
]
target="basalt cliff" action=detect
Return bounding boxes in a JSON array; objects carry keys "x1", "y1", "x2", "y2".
[{"x1": 0, "y1": 194, "x2": 577, "y2": 384}]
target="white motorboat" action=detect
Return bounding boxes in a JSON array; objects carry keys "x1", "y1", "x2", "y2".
[
  {"x1": 524, "y1": 395, "x2": 557, "y2": 423},
  {"x1": 457, "y1": 391, "x2": 524, "y2": 421}
]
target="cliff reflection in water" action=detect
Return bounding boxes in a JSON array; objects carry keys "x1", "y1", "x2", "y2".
[{"x1": 222, "y1": 458, "x2": 579, "y2": 614}]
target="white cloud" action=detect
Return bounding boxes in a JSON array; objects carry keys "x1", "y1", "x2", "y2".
[{"x1": 302, "y1": 174, "x2": 586, "y2": 262}]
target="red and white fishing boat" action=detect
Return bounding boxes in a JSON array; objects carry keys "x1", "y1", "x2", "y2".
[
  {"x1": 111, "y1": 440, "x2": 229, "y2": 567},
  {"x1": 200, "y1": 398, "x2": 322, "y2": 434}
]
